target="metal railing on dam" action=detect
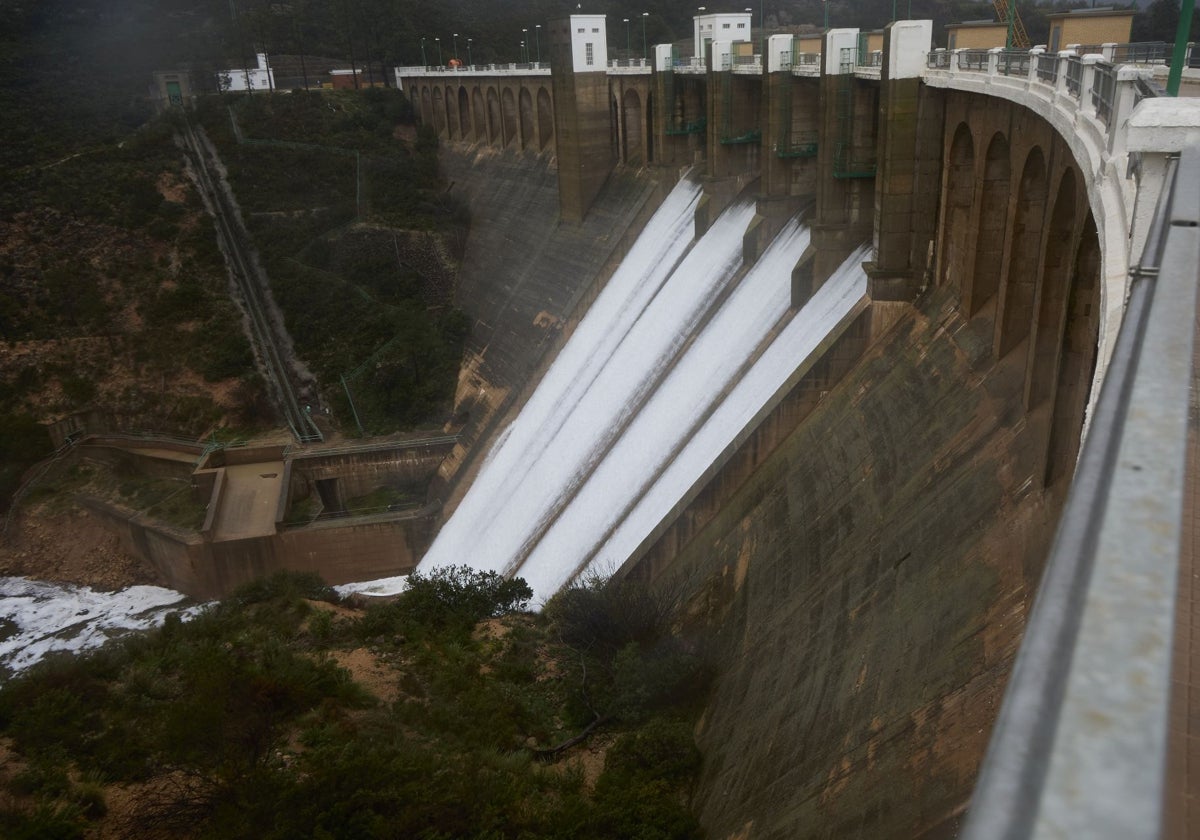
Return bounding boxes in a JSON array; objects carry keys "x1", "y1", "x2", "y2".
[{"x1": 963, "y1": 147, "x2": 1200, "y2": 839}]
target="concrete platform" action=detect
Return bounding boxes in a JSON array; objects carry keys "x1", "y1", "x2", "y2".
[{"x1": 211, "y1": 462, "x2": 284, "y2": 541}]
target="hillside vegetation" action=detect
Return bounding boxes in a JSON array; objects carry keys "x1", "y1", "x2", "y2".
[
  {"x1": 193, "y1": 89, "x2": 469, "y2": 434},
  {"x1": 0, "y1": 570, "x2": 711, "y2": 839}
]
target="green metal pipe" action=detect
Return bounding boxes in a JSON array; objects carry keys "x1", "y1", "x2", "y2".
[{"x1": 1167, "y1": 0, "x2": 1195, "y2": 96}]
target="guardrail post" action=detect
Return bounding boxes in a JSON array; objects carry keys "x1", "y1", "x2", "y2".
[
  {"x1": 1080, "y1": 54, "x2": 1102, "y2": 118},
  {"x1": 1055, "y1": 51, "x2": 1073, "y2": 98},
  {"x1": 1029, "y1": 46, "x2": 1044, "y2": 84},
  {"x1": 987, "y1": 46, "x2": 1002, "y2": 77},
  {"x1": 1102, "y1": 42, "x2": 1117, "y2": 62}
]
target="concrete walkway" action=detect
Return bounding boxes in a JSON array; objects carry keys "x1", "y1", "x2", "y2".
[{"x1": 211, "y1": 462, "x2": 284, "y2": 541}]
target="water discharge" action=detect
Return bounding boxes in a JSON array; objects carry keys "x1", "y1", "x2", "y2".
[{"x1": 420, "y1": 175, "x2": 870, "y2": 603}]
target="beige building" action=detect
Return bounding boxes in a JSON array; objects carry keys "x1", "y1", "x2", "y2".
[
  {"x1": 1046, "y1": 8, "x2": 1134, "y2": 51},
  {"x1": 796, "y1": 34, "x2": 823, "y2": 57},
  {"x1": 945, "y1": 21, "x2": 1010, "y2": 50}
]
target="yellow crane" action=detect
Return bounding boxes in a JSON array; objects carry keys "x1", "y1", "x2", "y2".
[{"x1": 993, "y1": 0, "x2": 1031, "y2": 49}]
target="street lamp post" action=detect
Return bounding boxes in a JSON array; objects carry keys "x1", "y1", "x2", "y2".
[
  {"x1": 467, "y1": 38, "x2": 473, "y2": 66},
  {"x1": 522, "y1": 29, "x2": 528, "y2": 63},
  {"x1": 624, "y1": 18, "x2": 630, "y2": 57},
  {"x1": 642, "y1": 11, "x2": 649, "y2": 60},
  {"x1": 435, "y1": 36, "x2": 442, "y2": 65},
  {"x1": 453, "y1": 33, "x2": 459, "y2": 61},
  {"x1": 535, "y1": 24, "x2": 541, "y2": 63},
  {"x1": 420, "y1": 36, "x2": 427, "y2": 67},
  {"x1": 823, "y1": 0, "x2": 828, "y2": 29},
  {"x1": 520, "y1": 40, "x2": 525, "y2": 63}
]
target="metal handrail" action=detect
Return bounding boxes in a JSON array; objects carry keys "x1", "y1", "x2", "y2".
[
  {"x1": 1113, "y1": 41, "x2": 1167, "y2": 64},
  {"x1": 997, "y1": 50, "x2": 1030, "y2": 76},
  {"x1": 1091, "y1": 62, "x2": 1116, "y2": 127},
  {"x1": 1065, "y1": 56, "x2": 1083, "y2": 97},
  {"x1": 958, "y1": 50, "x2": 989, "y2": 71},
  {"x1": 962, "y1": 145, "x2": 1200, "y2": 839},
  {"x1": 1036, "y1": 52, "x2": 1059, "y2": 83}
]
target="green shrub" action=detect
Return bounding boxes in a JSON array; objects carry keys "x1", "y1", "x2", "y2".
[
  {"x1": 401, "y1": 566, "x2": 532, "y2": 629},
  {"x1": 544, "y1": 575, "x2": 677, "y2": 656},
  {"x1": 233, "y1": 571, "x2": 337, "y2": 606},
  {"x1": 0, "y1": 801, "x2": 85, "y2": 840},
  {"x1": 9, "y1": 759, "x2": 73, "y2": 798}
]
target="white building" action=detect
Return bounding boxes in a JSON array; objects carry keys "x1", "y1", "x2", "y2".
[
  {"x1": 218, "y1": 53, "x2": 275, "y2": 92},
  {"x1": 567, "y1": 15, "x2": 608, "y2": 72},
  {"x1": 694, "y1": 12, "x2": 752, "y2": 58}
]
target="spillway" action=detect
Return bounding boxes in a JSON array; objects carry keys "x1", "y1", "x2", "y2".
[{"x1": 420, "y1": 176, "x2": 870, "y2": 602}]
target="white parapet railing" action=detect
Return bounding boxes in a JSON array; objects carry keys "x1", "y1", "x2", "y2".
[
  {"x1": 608, "y1": 57, "x2": 652, "y2": 74},
  {"x1": 673, "y1": 55, "x2": 707, "y2": 75},
  {"x1": 393, "y1": 63, "x2": 551, "y2": 85},
  {"x1": 731, "y1": 53, "x2": 762, "y2": 74}
]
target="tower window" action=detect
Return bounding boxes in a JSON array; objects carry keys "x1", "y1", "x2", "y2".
[{"x1": 585, "y1": 43, "x2": 594, "y2": 65}]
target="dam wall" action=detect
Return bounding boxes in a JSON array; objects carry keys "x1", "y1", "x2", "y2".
[{"x1": 631, "y1": 284, "x2": 1073, "y2": 838}]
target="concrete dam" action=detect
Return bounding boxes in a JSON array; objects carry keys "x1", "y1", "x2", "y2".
[{"x1": 401, "y1": 16, "x2": 1200, "y2": 840}]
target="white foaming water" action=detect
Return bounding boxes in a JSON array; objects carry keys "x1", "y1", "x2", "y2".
[
  {"x1": 419, "y1": 176, "x2": 703, "y2": 572},
  {"x1": 420, "y1": 178, "x2": 754, "y2": 576},
  {"x1": 580, "y1": 244, "x2": 871, "y2": 584},
  {"x1": 514, "y1": 220, "x2": 814, "y2": 595},
  {"x1": 0, "y1": 577, "x2": 197, "y2": 675}
]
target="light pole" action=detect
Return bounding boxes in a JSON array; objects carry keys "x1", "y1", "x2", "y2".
[
  {"x1": 453, "y1": 33, "x2": 459, "y2": 61},
  {"x1": 420, "y1": 36, "x2": 427, "y2": 66},
  {"x1": 642, "y1": 11, "x2": 649, "y2": 60},
  {"x1": 522, "y1": 28, "x2": 528, "y2": 63},
  {"x1": 823, "y1": 0, "x2": 828, "y2": 29},
  {"x1": 520, "y1": 40, "x2": 526, "y2": 63},
  {"x1": 467, "y1": 37, "x2": 473, "y2": 66},
  {"x1": 435, "y1": 36, "x2": 442, "y2": 65},
  {"x1": 535, "y1": 24, "x2": 541, "y2": 63}
]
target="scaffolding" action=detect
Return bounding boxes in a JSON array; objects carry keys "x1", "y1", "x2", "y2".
[{"x1": 992, "y1": 0, "x2": 1031, "y2": 49}]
